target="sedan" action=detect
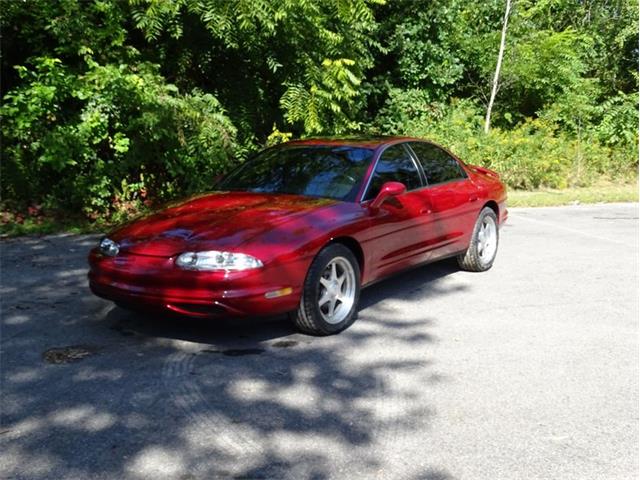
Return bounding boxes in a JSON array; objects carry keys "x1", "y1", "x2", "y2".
[{"x1": 89, "y1": 137, "x2": 507, "y2": 335}]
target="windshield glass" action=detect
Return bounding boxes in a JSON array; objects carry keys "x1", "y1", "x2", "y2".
[{"x1": 218, "y1": 145, "x2": 374, "y2": 202}]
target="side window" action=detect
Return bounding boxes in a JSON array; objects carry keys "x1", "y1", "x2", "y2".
[
  {"x1": 364, "y1": 144, "x2": 422, "y2": 200},
  {"x1": 409, "y1": 142, "x2": 467, "y2": 185}
]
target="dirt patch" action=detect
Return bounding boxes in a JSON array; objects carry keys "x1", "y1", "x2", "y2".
[{"x1": 42, "y1": 345, "x2": 98, "y2": 364}]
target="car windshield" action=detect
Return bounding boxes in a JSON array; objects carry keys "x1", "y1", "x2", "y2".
[{"x1": 217, "y1": 145, "x2": 374, "y2": 202}]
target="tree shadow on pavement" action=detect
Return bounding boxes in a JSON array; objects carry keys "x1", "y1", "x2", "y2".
[{"x1": 1, "y1": 235, "x2": 461, "y2": 479}]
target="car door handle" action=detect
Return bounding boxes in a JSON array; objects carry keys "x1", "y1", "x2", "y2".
[
  {"x1": 420, "y1": 207, "x2": 432, "y2": 215},
  {"x1": 469, "y1": 195, "x2": 478, "y2": 202}
]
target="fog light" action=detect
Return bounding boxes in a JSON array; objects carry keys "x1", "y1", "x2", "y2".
[{"x1": 265, "y1": 287, "x2": 293, "y2": 299}]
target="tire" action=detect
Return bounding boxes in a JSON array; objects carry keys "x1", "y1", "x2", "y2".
[
  {"x1": 292, "y1": 243, "x2": 361, "y2": 336},
  {"x1": 457, "y1": 206, "x2": 499, "y2": 272}
]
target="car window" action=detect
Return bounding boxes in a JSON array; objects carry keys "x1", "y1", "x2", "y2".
[
  {"x1": 218, "y1": 146, "x2": 374, "y2": 202},
  {"x1": 409, "y1": 142, "x2": 467, "y2": 185},
  {"x1": 364, "y1": 144, "x2": 422, "y2": 201}
]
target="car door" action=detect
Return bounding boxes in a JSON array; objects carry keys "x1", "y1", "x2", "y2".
[
  {"x1": 360, "y1": 143, "x2": 435, "y2": 279},
  {"x1": 407, "y1": 141, "x2": 481, "y2": 258}
]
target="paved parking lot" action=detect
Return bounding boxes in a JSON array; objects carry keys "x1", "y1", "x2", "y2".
[{"x1": 1, "y1": 203, "x2": 638, "y2": 480}]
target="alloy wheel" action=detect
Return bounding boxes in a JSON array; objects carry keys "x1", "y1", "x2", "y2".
[
  {"x1": 317, "y1": 256, "x2": 356, "y2": 324},
  {"x1": 477, "y1": 216, "x2": 498, "y2": 264}
]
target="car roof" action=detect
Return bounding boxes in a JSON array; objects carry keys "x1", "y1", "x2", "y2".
[{"x1": 284, "y1": 136, "x2": 423, "y2": 149}]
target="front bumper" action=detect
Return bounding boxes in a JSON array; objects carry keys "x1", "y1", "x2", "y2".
[{"x1": 88, "y1": 250, "x2": 305, "y2": 318}]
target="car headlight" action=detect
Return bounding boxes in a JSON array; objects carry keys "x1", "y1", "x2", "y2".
[
  {"x1": 99, "y1": 238, "x2": 120, "y2": 256},
  {"x1": 175, "y1": 251, "x2": 263, "y2": 271}
]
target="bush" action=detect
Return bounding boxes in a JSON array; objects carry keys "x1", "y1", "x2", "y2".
[
  {"x1": 374, "y1": 88, "x2": 444, "y2": 134},
  {"x1": 590, "y1": 91, "x2": 639, "y2": 148},
  {"x1": 1, "y1": 54, "x2": 238, "y2": 219},
  {"x1": 373, "y1": 92, "x2": 637, "y2": 190}
]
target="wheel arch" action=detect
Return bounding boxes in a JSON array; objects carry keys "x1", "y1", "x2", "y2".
[
  {"x1": 328, "y1": 236, "x2": 365, "y2": 279},
  {"x1": 483, "y1": 200, "x2": 499, "y2": 217}
]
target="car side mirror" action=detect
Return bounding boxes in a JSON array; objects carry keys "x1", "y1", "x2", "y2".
[{"x1": 369, "y1": 181, "x2": 407, "y2": 210}]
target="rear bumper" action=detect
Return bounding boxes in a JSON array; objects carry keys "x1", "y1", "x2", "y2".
[{"x1": 88, "y1": 250, "x2": 304, "y2": 318}]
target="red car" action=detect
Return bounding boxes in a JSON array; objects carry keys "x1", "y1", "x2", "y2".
[{"x1": 89, "y1": 137, "x2": 507, "y2": 335}]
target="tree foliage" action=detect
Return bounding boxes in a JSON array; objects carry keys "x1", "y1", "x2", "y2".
[
  {"x1": 1, "y1": 53, "x2": 236, "y2": 217},
  {"x1": 1, "y1": 0, "x2": 637, "y2": 220}
]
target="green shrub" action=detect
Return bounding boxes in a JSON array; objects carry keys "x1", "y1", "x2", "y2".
[
  {"x1": 373, "y1": 93, "x2": 637, "y2": 190},
  {"x1": 590, "y1": 91, "x2": 639, "y2": 148},
  {"x1": 374, "y1": 88, "x2": 445, "y2": 134},
  {"x1": 1, "y1": 54, "x2": 238, "y2": 219}
]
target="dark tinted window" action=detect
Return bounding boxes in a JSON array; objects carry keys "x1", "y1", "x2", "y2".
[
  {"x1": 364, "y1": 144, "x2": 422, "y2": 200},
  {"x1": 409, "y1": 142, "x2": 466, "y2": 185},
  {"x1": 218, "y1": 146, "x2": 374, "y2": 201}
]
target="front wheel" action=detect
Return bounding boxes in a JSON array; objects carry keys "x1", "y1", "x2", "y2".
[
  {"x1": 292, "y1": 244, "x2": 361, "y2": 336},
  {"x1": 457, "y1": 206, "x2": 499, "y2": 272}
]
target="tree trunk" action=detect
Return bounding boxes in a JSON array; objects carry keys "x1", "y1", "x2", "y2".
[{"x1": 484, "y1": 0, "x2": 512, "y2": 134}]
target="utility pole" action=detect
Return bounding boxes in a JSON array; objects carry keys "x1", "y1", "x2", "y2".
[{"x1": 484, "y1": 0, "x2": 512, "y2": 133}]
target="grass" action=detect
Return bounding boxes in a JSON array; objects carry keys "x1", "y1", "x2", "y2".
[
  {"x1": 0, "y1": 217, "x2": 105, "y2": 237},
  {"x1": 507, "y1": 182, "x2": 638, "y2": 207},
  {"x1": 1, "y1": 182, "x2": 637, "y2": 237}
]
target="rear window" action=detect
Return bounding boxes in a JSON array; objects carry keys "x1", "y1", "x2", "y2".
[{"x1": 409, "y1": 142, "x2": 467, "y2": 185}]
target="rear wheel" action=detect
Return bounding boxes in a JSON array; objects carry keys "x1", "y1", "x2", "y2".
[
  {"x1": 292, "y1": 244, "x2": 361, "y2": 335},
  {"x1": 457, "y1": 207, "x2": 499, "y2": 272}
]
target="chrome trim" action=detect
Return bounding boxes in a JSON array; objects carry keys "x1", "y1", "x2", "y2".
[
  {"x1": 358, "y1": 150, "x2": 382, "y2": 203},
  {"x1": 404, "y1": 142, "x2": 428, "y2": 186}
]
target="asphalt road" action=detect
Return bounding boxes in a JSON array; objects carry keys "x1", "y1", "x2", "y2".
[{"x1": 1, "y1": 203, "x2": 638, "y2": 480}]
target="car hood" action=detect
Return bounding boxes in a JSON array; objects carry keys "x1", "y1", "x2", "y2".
[{"x1": 110, "y1": 191, "x2": 339, "y2": 257}]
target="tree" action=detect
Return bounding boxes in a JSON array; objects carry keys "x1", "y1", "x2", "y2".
[
  {"x1": 129, "y1": 0, "x2": 382, "y2": 138},
  {"x1": 1, "y1": 0, "x2": 637, "y2": 222},
  {"x1": 484, "y1": 0, "x2": 512, "y2": 133}
]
